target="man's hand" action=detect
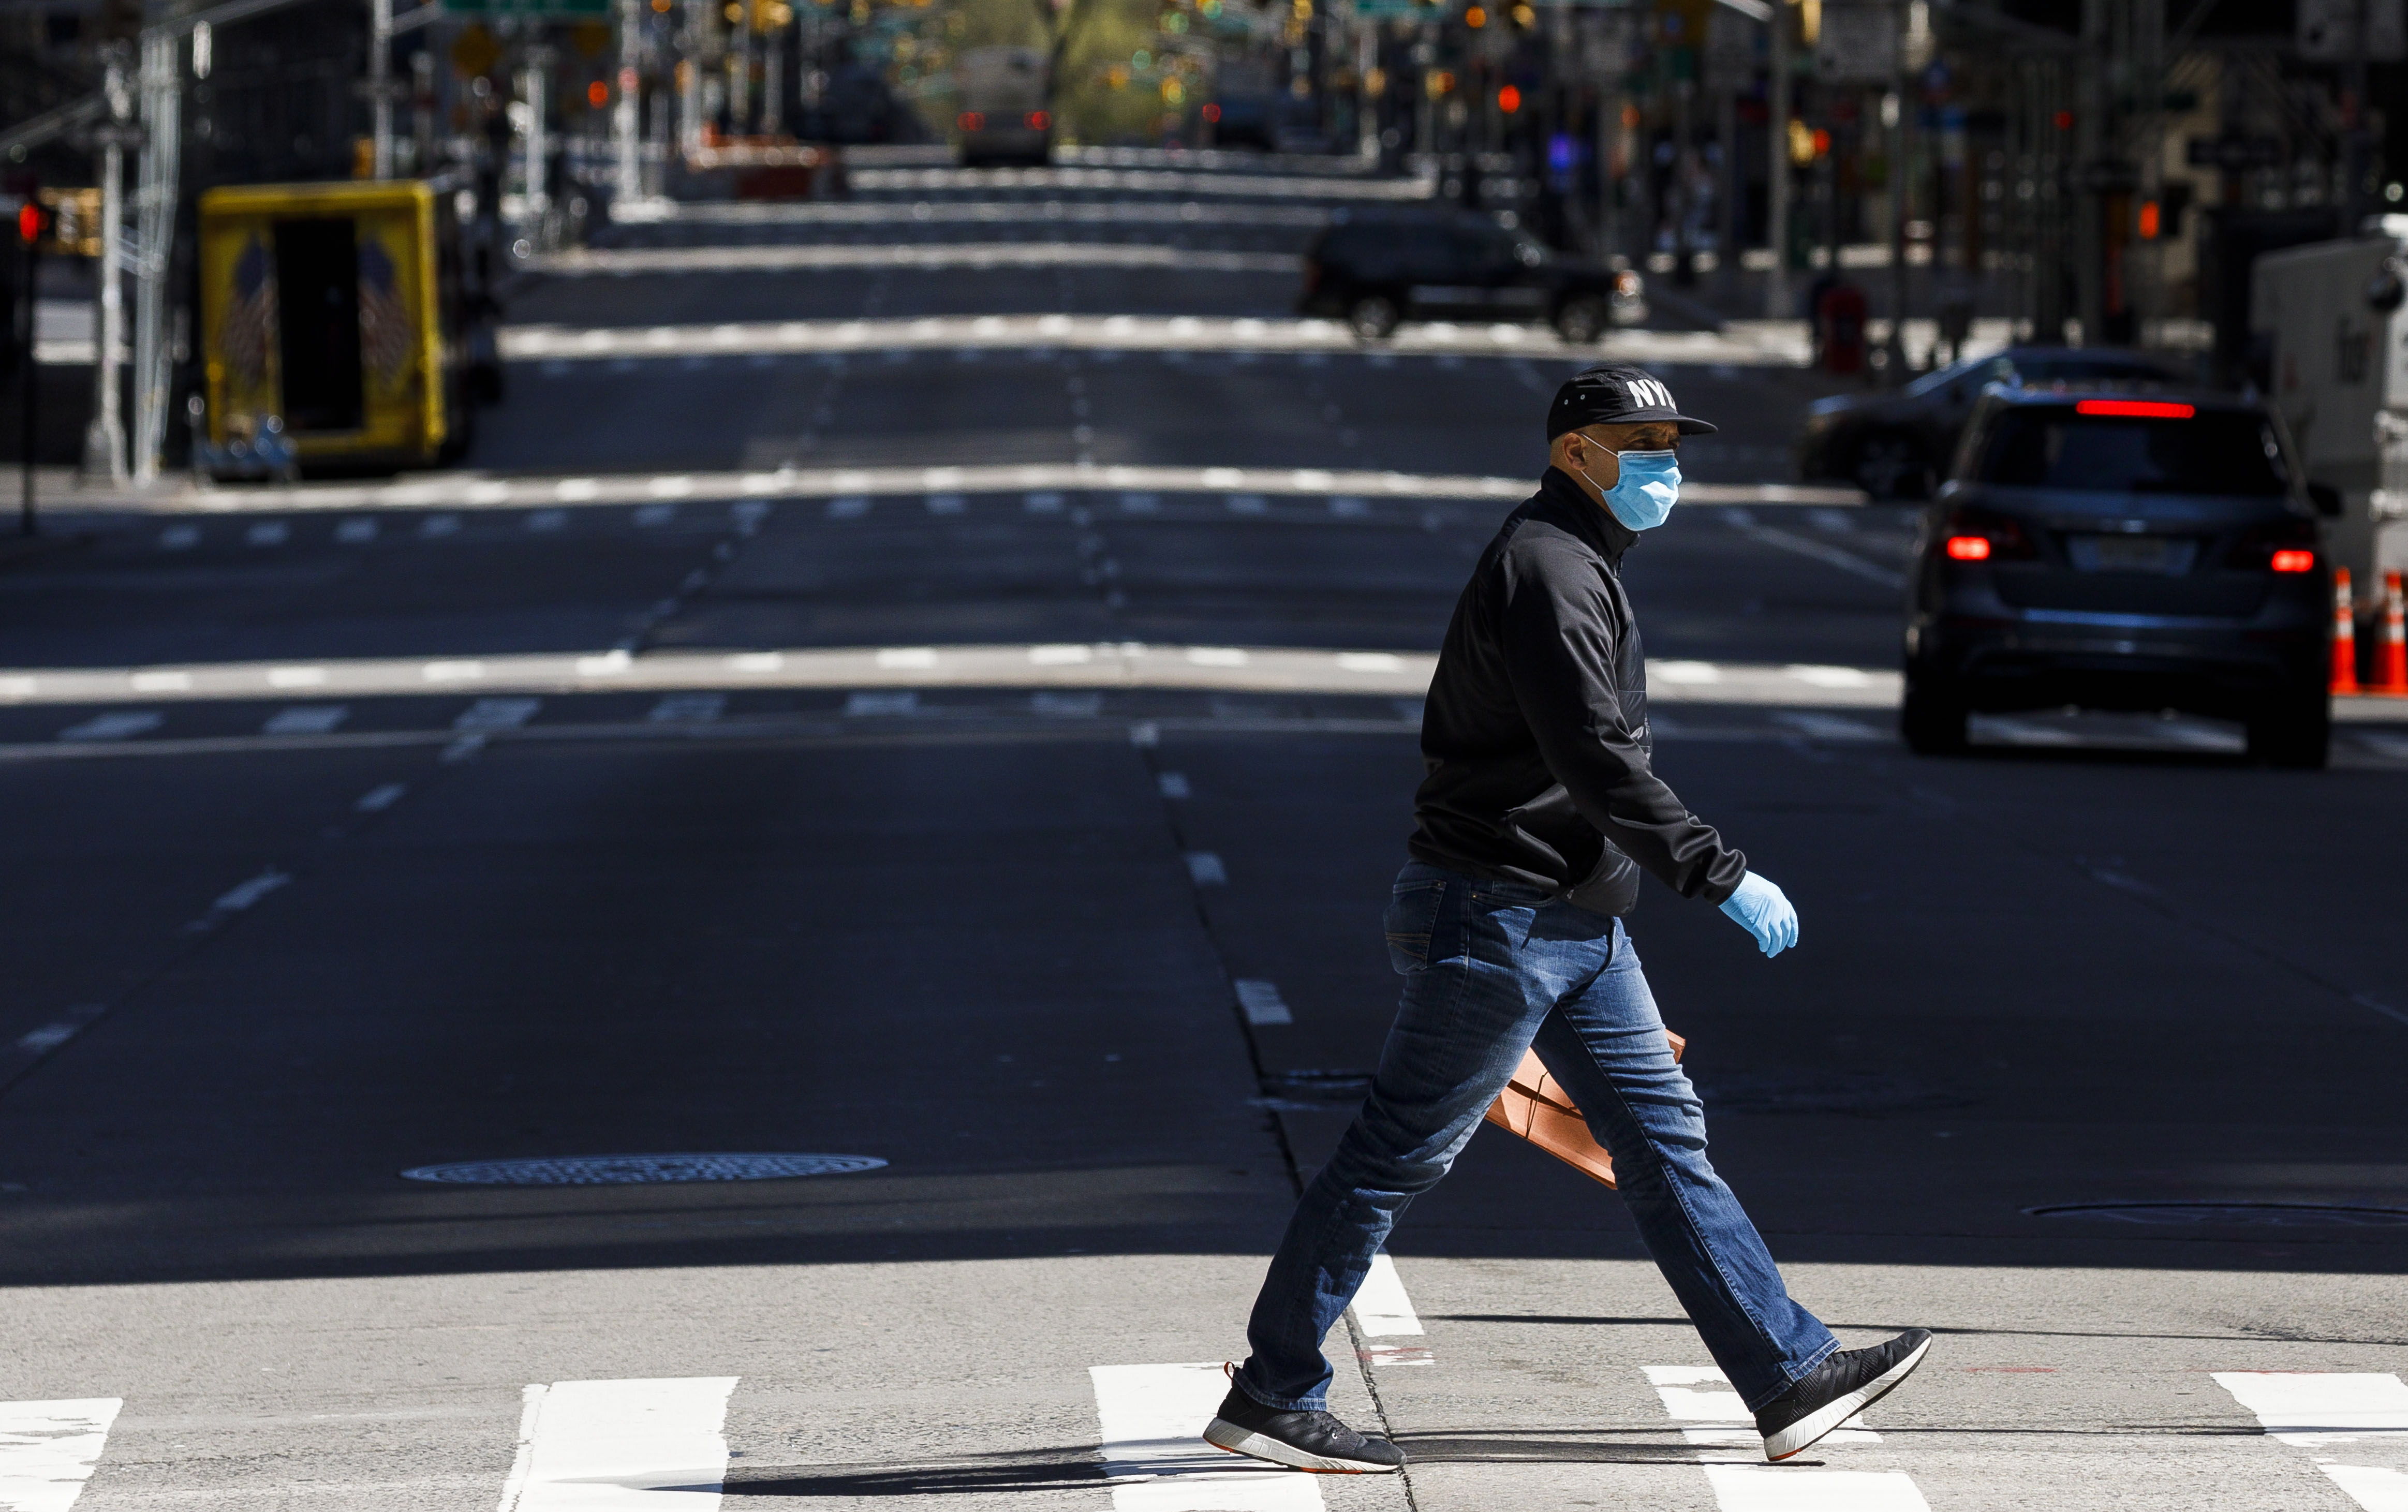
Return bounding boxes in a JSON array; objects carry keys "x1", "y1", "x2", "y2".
[{"x1": 1718, "y1": 871, "x2": 1799, "y2": 958}]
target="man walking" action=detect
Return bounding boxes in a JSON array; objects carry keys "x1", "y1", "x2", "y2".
[{"x1": 1204, "y1": 363, "x2": 1931, "y2": 1473}]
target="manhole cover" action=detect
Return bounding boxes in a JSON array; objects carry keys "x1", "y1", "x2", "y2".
[
  {"x1": 2027, "y1": 1202, "x2": 2408, "y2": 1228},
  {"x1": 400, "y1": 1153, "x2": 888, "y2": 1186}
]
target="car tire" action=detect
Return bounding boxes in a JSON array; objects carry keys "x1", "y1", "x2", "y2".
[
  {"x1": 2245, "y1": 691, "x2": 2330, "y2": 769},
  {"x1": 1853, "y1": 431, "x2": 1928, "y2": 500},
  {"x1": 1900, "y1": 674, "x2": 1969, "y2": 755},
  {"x1": 1554, "y1": 294, "x2": 1609, "y2": 344},
  {"x1": 1348, "y1": 294, "x2": 1401, "y2": 340}
]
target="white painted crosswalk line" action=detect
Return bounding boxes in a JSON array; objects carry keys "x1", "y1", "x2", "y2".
[
  {"x1": 2212, "y1": 1372, "x2": 2408, "y2": 1512},
  {"x1": 499, "y1": 1377, "x2": 739, "y2": 1511},
  {"x1": 0, "y1": 1398, "x2": 121, "y2": 1512},
  {"x1": 1645, "y1": 1366, "x2": 1926, "y2": 1512},
  {"x1": 1088, "y1": 1363, "x2": 1321, "y2": 1511},
  {"x1": 1349, "y1": 1254, "x2": 1422, "y2": 1337},
  {"x1": 57, "y1": 710, "x2": 162, "y2": 743}
]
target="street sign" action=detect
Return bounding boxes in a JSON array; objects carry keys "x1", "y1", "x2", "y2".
[{"x1": 1815, "y1": 0, "x2": 1898, "y2": 83}]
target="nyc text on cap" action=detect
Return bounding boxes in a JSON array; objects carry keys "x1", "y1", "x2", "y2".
[{"x1": 1547, "y1": 363, "x2": 1719, "y2": 439}]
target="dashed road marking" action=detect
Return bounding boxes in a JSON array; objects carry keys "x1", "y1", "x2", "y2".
[
  {"x1": 205, "y1": 869, "x2": 291, "y2": 916},
  {"x1": 0, "y1": 1397, "x2": 122, "y2": 1512},
  {"x1": 648, "y1": 692, "x2": 726, "y2": 722},
  {"x1": 498, "y1": 1377, "x2": 739, "y2": 1512},
  {"x1": 1087, "y1": 1363, "x2": 1323, "y2": 1512},
  {"x1": 1350, "y1": 1253, "x2": 1425, "y2": 1344},
  {"x1": 1232, "y1": 978, "x2": 1291, "y2": 1026},
  {"x1": 263, "y1": 704, "x2": 348, "y2": 735},
  {"x1": 455, "y1": 698, "x2": 542, "y2": 731},
  {"x1": 355, "y1": 782, "x2": 408, "y2": 812},
  {"x1": 58, "y1": 710, "x2": 162, "y2": 742},
  {"x1": 1185, "y1": 852, "x2": 1228, "y2": 885},
  {"x1": 1645, "y1": 1366, "x2": 1923, "y2": 1510},
  {"x1": 2212, "y1": 1371, "x2": 2408, "y2": 1512}
]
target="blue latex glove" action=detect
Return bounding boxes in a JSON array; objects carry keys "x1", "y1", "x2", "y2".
[{"x1": 1719, "y1": 871, "x2": 1799, "y2": 958}]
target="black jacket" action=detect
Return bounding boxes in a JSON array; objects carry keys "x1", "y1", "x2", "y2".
[{"x1": 1408, "y1": 467, "x2": 1747, "y2": 915}]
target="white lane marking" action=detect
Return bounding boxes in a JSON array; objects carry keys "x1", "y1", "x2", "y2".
[
  {"x1": 159, "y1": 524, "x2": 199, "y2": 549},
  {"x1": 648, "y1": 692, "x2": 726, "y2": 722},
  {"x1": 1156, "y1": 771, "x2": 1191, "y2": 799},
  {"x1": 422, "y1": 660, "x2": 487, "y2": 682},
  {"x1": 826, "y1": 496, "x2": 870, "y2": 519},
  {"x1": 1032, "y1": 691, "x2": 1102, "y2": 717},
  {"x1": 1087, "y1": 1363, "x2": 1323, "y2": 1512},
  {"x1": 1029, "y1": 644, "x2": 1093, "y2": 665},
  {"x1": 1973, "y1": 715, "x2": 2082, "y2": 747},
  {"x1": 468, "y1": 481, "x2": 512, "y2": 506},
  {"x1": 128, "y1": 671, "x2": 193, "y2": 692},
  {"x1": 497, "y1": 1377, "x2": 739, "y2": 1511},
  {"x1": 1646, "y1": 1365, "x2": 1878, "y2": 1449},
  {"x1": 263, "y1": 704, "x2": 347, "y2": 735},
  {"x1": 1186, "y1": 647, "x2": 1249, "y2": 668},
  {"x1": 577, "y1": 650, "x2": 634, "y2": 678},
  {"x1": 454, "y1": 697, "x2": 541, "y2": 731},
  {"x1": 1350, "y1": 1254, "x2": 1423, "y2": 1338},
  {"x1": 355, "y1": 782, "x2": 407, "y2": 812},
  {"x1": 266, "y1": 665, "x2": 329, "y2": 688},
  {"x1": 419, "y1": 513, "x2": 460, "y2": 538},
  {"x1": 211, "y1": 870, "x2": 291, "y2": 912},
  {"x1": 1334, "y1": 651, "x2": 1402, "y2": 673},
  {"x1": 1232, "y1": 979, "x2": 1292, "y2": 1027},
  {"x1": 727, "y1": 652, "x2": 784, "y2": 673},
  {"x1": 1646, "y1": 1366, "x2": 1923, "y2": 1510},
  {"x1": 875, "y1": 647, "x2": 938, "y2": 669},
  {"x1": 245, "y1": 520, "x2": 288, "y2": 546},
  {"x1": 646, "y1": 476, "x2": 693, "y2": 499},
  {"x1": 1653, "y1": 660, "x2": 1724, "y2": 685},
  {"x1": 2213, "y1": 1372, "x2": 2408, "y2": 1512},
  {"x1": 58, "y1": 710, "x2": 162, "y2": 742},
  {"x1": 441, "y1": 735, "x2": 486, "y2": 763},
  {"x1": 527, "y1": 509, "x2": 569, "y2": 531},
  {"x1": 0, "y1": 1398, "x2": 122, "y2": 1512},
  {"x1": 1769, "y1": 711, "x2": 1883, "y2": 742},
  {"x1": 845, "y1": 691, "x2": 919, "y2": 716},
  {"x1": 557, "y1": 478, "x2": 602, "y2": 501},
  {"x1": 335, "y1": 518, "x2": 378, "y2": 543},
  {"x1": 1185, "y1": 852, "x2": 1227, "y2": 885},
  {"x1": 1785, "y1": 665, "x2": 1872, "y2": 689}
]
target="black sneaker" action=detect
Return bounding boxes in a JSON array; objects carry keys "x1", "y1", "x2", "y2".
[
  {"x1": 1202, "y1": 1383, "x2": 1406, "y2": 1474},
  {"x1": 1754, "y1": 1329, "x2": 1933, "y2": 1462}
]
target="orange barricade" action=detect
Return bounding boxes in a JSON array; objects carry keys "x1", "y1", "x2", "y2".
[{"x1": 2376, "y1": 570, "x2": 2408, "y2": 696}]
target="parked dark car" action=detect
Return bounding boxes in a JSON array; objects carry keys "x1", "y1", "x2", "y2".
[
  {"x1": 1902, "y1": 385, "x2": 2339, "y2": 766},
  {"x1": 1299, "y1": 208, "x2": 1642, "y2": 343},
  {"x1": 1797, "y1": 347, "x2": 2192, "y2": 498}
]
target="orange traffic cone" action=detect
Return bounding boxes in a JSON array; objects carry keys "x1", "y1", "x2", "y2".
[
  {"x1": 2330, "y1": 568, "x2": 2359, "y2": 695},
  {"x1": 2376, "y1": 570, "x2": 2408, "y2": 696}
]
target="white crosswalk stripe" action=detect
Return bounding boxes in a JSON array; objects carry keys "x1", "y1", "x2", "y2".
[
  {"x1": 1088, "y1": 1363, "x2": 1321, "y2": 1511},
  {"x1": 1646, "y1": 1366, "x2": 1928, "y2": 1511},
  {"x1": 2212, "y1": 1372, "x2": 2408, "y2": 1512},
  {"x1": 0, "y1": 1398, "x2": 121, "y2": 1512},
  {"x1": 498, "y1": 1377, "x2": 740, "y2": 1510}
]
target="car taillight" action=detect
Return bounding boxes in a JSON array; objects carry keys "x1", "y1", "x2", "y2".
[
  {"x1": 1026, "y1": 110, "x2": 1050, "y2": 129},
  {"x1": 2225, "y1": 516, "x2": 2319, "y2": 572},
  {"x1": 2074, "y1": 398, "x2": 2195, "y2": 419},
  {"x1": 1938, "y1": 506, "x2": 2035, "y2": 561},
  {"x1": 958, "y1": 111, "x2": 985, "y2": 131}
]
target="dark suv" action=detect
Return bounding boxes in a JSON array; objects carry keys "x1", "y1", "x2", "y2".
[
  {"x1": 1298, "y1": 207, "x2": 1641, "y2": 343},
  {"x1": 1902, "y1": 384, "x2": 2338, "y2": 766}
]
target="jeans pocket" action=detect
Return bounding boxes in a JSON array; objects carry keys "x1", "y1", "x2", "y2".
[{"x1": 1384, "y1": 879, "x2": 1446, "y2": 974}]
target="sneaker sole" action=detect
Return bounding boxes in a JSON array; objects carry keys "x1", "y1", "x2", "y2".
[
  {"x1": 1203, "y1": 1417, "x2": 1404, "y2": 1474},
  {"x1": 1762, "y1": 1335, "x2": 1932, "y2": 1463}
]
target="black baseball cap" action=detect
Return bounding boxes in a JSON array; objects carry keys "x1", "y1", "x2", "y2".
[{"x1": 1546, "y1": 362, "x2": 1718, "y2": 440}]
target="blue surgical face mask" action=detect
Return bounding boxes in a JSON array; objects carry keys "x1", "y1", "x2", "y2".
[{"x1": 1578, "y1": 449, "x2": 1681, "y2": 531}]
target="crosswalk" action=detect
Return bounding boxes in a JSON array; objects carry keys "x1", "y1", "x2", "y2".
[{"x1": 12, "y1": 1364, "x2": 2403, "y2": 1509}]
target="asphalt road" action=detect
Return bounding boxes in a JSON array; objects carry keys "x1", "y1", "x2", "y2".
[{"x1": 3, "y1": 149, "x2": 2405, "y2": 1512}]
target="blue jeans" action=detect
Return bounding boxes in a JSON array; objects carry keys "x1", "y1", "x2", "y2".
[{"x1": 1234, "y1": 861, "x2": 1838, "y2": 1414}]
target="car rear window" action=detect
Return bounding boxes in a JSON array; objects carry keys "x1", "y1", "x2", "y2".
[{"x1": 1976, "y1": 408, "x2": 2288, "y2": 495}]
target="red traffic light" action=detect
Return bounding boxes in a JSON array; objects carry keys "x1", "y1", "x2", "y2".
[
  {"x1": 16, "y1": 201, "x2": 40, "y2": 245},
  {"x1": 1498, "y1": 84, "x2": 1520, "y2": 113}
]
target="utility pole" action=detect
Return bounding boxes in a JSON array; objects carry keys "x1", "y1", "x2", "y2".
[
  {"x1": 616, "y1": 0, "x2": 643, "y2": 201},
  {"x1": 370, "y1": 0, "x2": 394, "y2": 178},
  {"x1": 1765, "y1": 0, "x2": 1790, "y2": 317},
  {"x1": 83, "y1": 44, "x2": 132, "y2": 484},
  {"x1": 131, "y1": 25, "x2": 180, "y2": 483}
]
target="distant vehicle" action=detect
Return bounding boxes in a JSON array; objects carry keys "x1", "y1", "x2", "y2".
[
  {"x1": 2251, "y1": 221, "x2": 2408, "y2": 604},
  {"x1": 1206, "y1": 60, "x2": 1278, "y2": 151},
  {"x1": 1902, "y1": 382, "x2": 2339, "y2": 767},
  {"x1": 1299, "y1": 207, "x2": 1642, "y2": 344},
  {"x1": 954, "y1": 48, "x2": 1051, "y2": 168},
  {"x1": 1795, "y1": 347, "x2": 2190, "y2": 499}
]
